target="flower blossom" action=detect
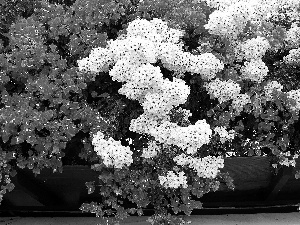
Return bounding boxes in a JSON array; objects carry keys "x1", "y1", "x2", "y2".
[
  {"x1": 92, "y1": 131, "x2": 133, "y2": 169},
  {"x1": 173, "y1": 153, "x2": 224, "y2": 179},
  {"x1": 158, "y1": 170, "x2": 188, "y2": 189},
  {"x1": 240, "y1": 59, "x2": 269, "y2": 83},
  {"x1": 264, "y1": 80, "x2": 283, "y2": 101},
  {"x1": 214, "y1": 126, "x2": 236, "y2": 143},
  {"x1": 204, "y1": 78, "x2": 241, "y2": 103},
  {"x1": 239, "y1": 36, "x2": 271, "y2": 60},
  {"x1": 283, "y1": 48, "x2": 300, "y2": 65},
  {"x1": 286, "y1": 89, "x2": 300, "y2": 111}
]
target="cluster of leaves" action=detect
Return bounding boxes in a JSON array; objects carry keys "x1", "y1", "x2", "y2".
[{"x1": 0, "y1": 0, "x2": 150, "y2": 205}]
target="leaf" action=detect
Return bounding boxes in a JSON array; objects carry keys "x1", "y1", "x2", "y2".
[
  {"x1": 17, "y1": 161, "x2": 26, "y2": 169},
  {"x1": 137, "y1": 208, "x2": 143, "y2": 216},
  {"x1": 247, "y1": 148, "x2": 254, "y2": 156},
  {"x1": 6, "y1": 183, "x2": 15, "y2": 192},
  {"x1": 86, "y1": 181, "x2": 95, "y2": 194},
  {"x1": 99, "y1": 92, "x2": 110, "y2": 98},
  {"x1": 9, "y1": 169, "x2": 17, "y2": 177},
  {"x1": 33, "y1": 167, "x2": 40, "y2": 175},
  {"x1": 2, "y1": 132, "x2": 11, "y2": 143},
  {"x1": 206, "y1": 109, "x2": 215, "y2": 117},
  {"x1": 44, "y1": 143, "x2": 52, "y2": 151},
  {"x1": 91, "y1": 91, "x2": 98, "y2": 98},
  {"x1": 128, "y1": 208, "x2": 136, "y2": 214}
]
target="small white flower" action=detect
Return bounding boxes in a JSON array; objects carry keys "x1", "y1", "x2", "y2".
[
  {"x1": 240, "y1": 59, "x2": 269, "y2": 83},
  {"x1": 264, "y1": 81, "x2": 283, "y2": 101},
  {"x1": 204, "y1": 78, "x2": 241, "y2": 103}
]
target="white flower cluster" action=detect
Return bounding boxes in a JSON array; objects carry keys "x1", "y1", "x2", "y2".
[
  {"x1": 91, "y1": 131, "x2": 133, "y2": 169},
  {"x1": 130, "y1": 116, "x2": 212, "y2": 157},
  {"x1": 278, "y1": 151, "x2": 299, "y2": 167},
  {"x1": 231, "y1": 93, "x2": 251, "y2": 113},
  {"x1": 111, "y1": 19, "x2": 216, "y2": 154},
  {"x1": 159, "y1": 42, "x2": 188, "y2": 73},
  {"x1": 173, "y1": 153, "x2": 224, "y2": 179},
  {"x1": 77, "y1": 47, "x2": 113, "y2": 73},
  {"x1": 78, "y1": 18, "x2": 224, "y2": 80},
  {"x1": 129, "y1": 114, "x2": 165, "y2": 135},
  {"x1": 107, "y1": 36, "x2": 158, "y2": 66},
  {"x1": 203, "y1": 0, "x2": 252, "y2": 38},
  {"x1": 109, "y1": 59, "x2": 141, "y2": 83},
  {"x1": 204, "y1": 2, "x2": 249, "y2": 38},
  {"x1": 140, "y1": 78, "x2": 191, "y2": 118},
  {"x1": 286, "y1": 89, "x2": 300, "y2": 111},
  {"x1": 277, "y1": 0, "x2": 300, "y2": 9},
  {"x1": 125, "y1": 18, "x2": 167, "y2": 44},
  {"x1": 159, "y1": 42, "x2": 225, "y2": 78},
  {"x1": 285, "y1": 23, "x2": 300, "y2": 48},
  {"x1": 128, "y1": 63, "x2": 164, "y2": 87},
  {"x1": 204, "y1": 78, "x2": 241, "y2": 103},
  {"x1": 158, "y1": 170, "x2": 188, "y2": 189},
  {"x1": 107, "y1": 19, "x2": 192, "y2": 121},
  {"x1": 78, "y1": 17, "x2": 223, "y2": 176},
  {"x1": 264, "y1": 81, "x2": 283, "y2": 101},
  {"x1": 203, "y1": 0, "x2": 294, "y2": 39},
  {"x1": 233, "y1": 36, "x2": 271, "y2": 83},
  {"x1": 214, "y1": 126, "x2": 236, "y2": 143},
  {"x1": 247, "y1": 0, "x2": 281, "y2": 22},
  {"x1": 173, "y1": 153, "x2": 194, "y2": 166},
  {"x1": 141, "y1": 92, "x2": 173, "y2": 118},
  {"x1": 146, "y1": 120, "x2": 212, "y2": 155},
  {"x1": 279, "y1": 157, "x2": 296, "y2": 167},
  {"x1": 240, "y1": 59, "x2": 269, "y2": 83},
  {"x1": 238, "y1": 36, "x2": 271, "y2": 61},
  {"x1": 191, "y1": 156, "x2": 224, "y2": 179},
  {"x1": 188, "y1": 53, "x2": 225, "y2": 80},
  {"x1": 275, "y1": 1, "x2": 300, "y2": 23},
  {"x1": 205, "y1": 0, "x2": 240, "y2": 11},
  {"x1": 283, "y1": 48, "x2": 300, "y2": 65}
]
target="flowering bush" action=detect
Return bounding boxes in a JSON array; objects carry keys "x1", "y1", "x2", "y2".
[
  {"x1": 76, "y1": 0, "x2": 300, "y2": 223},
  {"x1": 1, "y1": 0, "x2": 300, "y2": 225}
]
